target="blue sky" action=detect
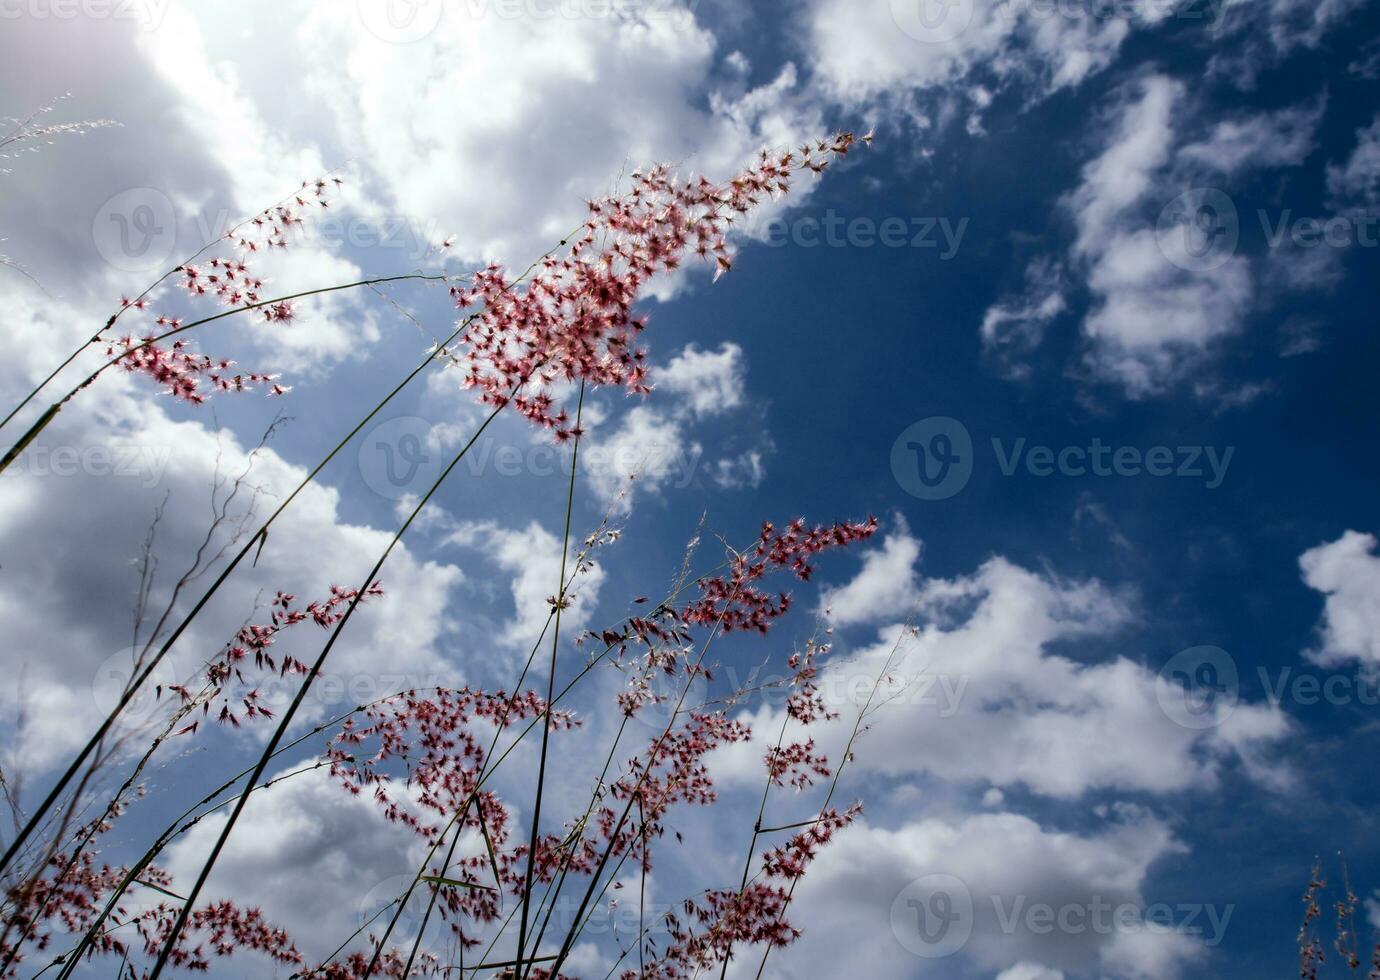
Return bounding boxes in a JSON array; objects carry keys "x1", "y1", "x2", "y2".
[{"x1": 2, "y1": 0, "x2": 1380, "y2": 977}]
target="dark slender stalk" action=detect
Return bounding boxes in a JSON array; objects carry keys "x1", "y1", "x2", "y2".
[
  {"x1": 50, "y1": 693, "x2": 419, "y2": 979},
  {"x1": 751, "y1": 622, "x2": 916, "y2": 980},
  {"x1": 462, "y1": 953, "x2": 556, "y2": 971},
  {"x1": 0, "y1": 317, "x2": 463, "y2": 882},
  {"x1": 355, "y1": 608, "x2": 561, "y2": 978},
  {"x1": 0, "y1": 169, "x2": 353, "y2": 437},
  {"x1": 293, "y1": 897, "x2": 401, "y2": 979},
  {"x1": 545, "y1": 598, "x2": 741, "y2": 978},
  {"x1": 517, "y1": 536, "x2": 736, "y2": 979},
  {"x1": 347, "y1": 553, "x2": 727, "y2": 977},
  {"x1": 0, "y1": 226, "x2": 578, "y2": 879},
  {"x1": 401, "y1": 817, "x2": 466, "y2": 977},
  {"x1": 0, "y1": 273, "x2": 447, "y2": 477},
  {"x1": 514, "y1": 382, "x2": 585, "y2": 969},
  {"x1": 637, "y1": 795, "x2": 647, "y2": 978},
  {"x1": 0, "y1": 336, "x2": 97, "y2": 433},
  {"x1": 145, "y1": 402, "x2": 507, "y2": 979},
  {"x1": 342, "y1": 534, "x2": 734, "y2": 976},
  {"x1": 494, "y1": 538, "x2": 751, "y2": 978},
  {"x1": 755, "y1": 817, "x2": 835, "y2": 835},
  {"x1": 717, "y1": 713, "x2": 791, "y2": 979},
  {"x1": 519, "y1": 711, "x2": 632, "y2": 980},
  {"x1": 599, "y1": 890, "x2": 714, "y2": 980}
]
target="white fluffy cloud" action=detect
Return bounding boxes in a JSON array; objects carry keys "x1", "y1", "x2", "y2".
[
  {"x1": 1328, "y1": 114, "x2": 1380, "y2": 209},
  {"x1": 1067, "y1": 76, "x2": 1255, "y2": 396},
  {"x1": 0, "y1": 0, "x2": 839, "y2": 394},
  {"x1": 817, "y1": 519, "x2": 922, "y2": 627},
  {"x1": 658, "y1": 342, "x2": 745, "y2": 418},
  {"x1": 981, "y1": 75, "x2": 1333, "y2": 397},
  {"x1": 580, "y1": 341, "x2": 769, "y2": 511},
  {"x1": 281, "y1": 2, "x2": 831, "y2": 269},
  {"x1": 1178, "y1": 100, "x2": 1324, "y2": 175},
  {"x1": 4, "y1": 6, "x2": 384, "y2": 375},
  {"x1": 720, "y1": 526, "x2": 1292, "y2": 798},
  {"x1": 981, "y1": 257, "x2": 1068, "y2": 380},
  {"x1": 802, "y1": 0, "x2": 1173, "y2": 112},
  {"x1": 582, "y1": 403, "x2": 701, "y2": 513},
  {"x1": 444, "y1": 518, "x2": 607, "y2": 652},
  {"x1": 710, "y1": 449, "x2": 767, "y2": 489},
  {"x1": 163, "y1": 764, "x2": 431, "y2": 962},
  {"x1": 712, "y1": 527, "x2": 1290, "y2": 978},
  {"x1": 998, "y1": 964, "x2": 1066, "y2": 980},
  {"x1": 749, "y1": 810, "x2": 1203, "y2": 979},
  {"x1": 0, "y1": 291, "x2": 463, "y2": 770},
  {"x1": 1299, "y1": 530, "x2": 1380, "y2": 668},
  {"x1": 1212, "y1": 0, "x2": 1369, "y2": 80}
]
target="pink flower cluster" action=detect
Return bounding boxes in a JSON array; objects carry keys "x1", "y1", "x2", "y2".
[
  {"x1": 684, "y1": 517, "x2": 879, "y2": 634},
  {"x1": 760, "y1": 805, "x2": 862, "y2": 881},
  {"x1": 442, "y1": 134, "x2": 862, "y2": 440},
  {"x1": 602, "y1": 712, "x2": 754, "y2": 870},
  {"x1": 327, "y1": 687, "x2": 578, "y2": 950},
  {"x1": 615, "y1": 626, "x2": 868, "y2": 977},
  {"x1": 783, "y1": 641, "x2": 837, "y2": 726},
  {"x1": 139, "y1": 897, "x2": 301, "y2": 973},
  {"x1": 169, "y1": 583, "x2": 383, "y2": 730},
  {"x1": 1, "y1": 813, "x2": 302, "y2": 976},
  {"x1": 615, "y1": 805, "x2": 864, "y2": 979},
  {"x1": 329, "y1": 687, "x2": 573, "y2": 842},
  {"x1": 309, "y1": 944, "x2": 441, "y2": 979},
  {"x1": 764, "y1": 739, "x2": 832, "y2": 791},
  {"x1": 104, "y1": 334, "x2": 286, "y2": 404},
  {"x1": 592, "y1": 517, "x2": 876, "y2": 721},
  {"x1": 106, "y1": 177, "x2": 341, "y2": 404}
]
